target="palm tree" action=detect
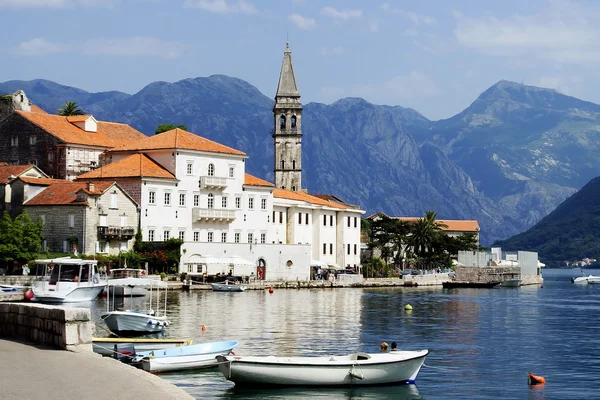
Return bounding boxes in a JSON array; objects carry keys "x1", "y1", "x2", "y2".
[
  {"x1": 409, "y1": 211, "x2": 447, "y2": 258},
  {"x1": 57, "y1": 101, "x2": 85, "y2": 116}
]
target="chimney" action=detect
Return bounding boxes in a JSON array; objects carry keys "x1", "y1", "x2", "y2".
[{"x1": 88, "y1": 181, "x2": 95, "y2": 193}]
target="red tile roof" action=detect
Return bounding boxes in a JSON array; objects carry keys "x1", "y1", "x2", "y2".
[
  {"x1": 25, "y1": 181, "x2": 114, "y2": 206},
  {"x1": 112, "y1": 128, "x2": 246, "y2": 156},
  {"x1": 29, "y1": 105, "x2": 47, "y2": 114},
  {"x1": 0, "y1": 165, "x2": 31, "y2": 184},
  {"x1": 274, "y1": 189, "x2": 349, "y2": 209},
  {"x1": 16, "y1": 110, "x2": 146, "y2": 148},
  {"x1": 77, "y1": 153, "x2": 176, "y2": 180},
  {"x1": 244, "y1": 174, "x2": 274, "y2": 187},
  {"x1": 18, "y1": 176, "x2": 65, "y2": 186}
]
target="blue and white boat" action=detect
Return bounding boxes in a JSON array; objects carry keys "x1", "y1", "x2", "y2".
[{"x1": 134, "y1": 340, "x2": 239, "y2": 373}]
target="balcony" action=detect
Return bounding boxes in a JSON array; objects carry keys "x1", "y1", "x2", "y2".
[
  {"x1": 192, "y1": 207, "x2": 236, "y2": 222},
  {"x1": 97, "y1": 226, "x2": 136, "y2": 240},
  {"x1": 199, "y1": 176, "x2": 227, "y2": 190}
]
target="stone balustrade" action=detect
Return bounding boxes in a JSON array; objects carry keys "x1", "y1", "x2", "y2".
[{"x1": 0, "y1": 303, "x2": 93, "y2": 352}]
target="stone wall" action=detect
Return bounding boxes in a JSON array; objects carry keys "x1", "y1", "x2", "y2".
[
  {"x1": 0, "y1": 303, "x2": 93, "y2": 351},
  {"x1": 26, "y1": 204, "x2": 86, "y2": 254},
  {"x1": 454, "y1": 266, "x2": 522, "y2": 283}
]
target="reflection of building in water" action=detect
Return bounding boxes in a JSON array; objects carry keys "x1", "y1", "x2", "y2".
[{"x1": 174, "y1": 289, "x2": 363, "y2": 355}]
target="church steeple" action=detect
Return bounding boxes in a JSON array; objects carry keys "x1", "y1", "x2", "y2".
[{"x1": 273, "y1": 42, "x2": 303, "y2": 192}]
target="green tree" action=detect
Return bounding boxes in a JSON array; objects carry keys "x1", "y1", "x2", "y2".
[
  {"x1": 155, "y1": 124, "x2": 188, "y2": 134},
  {"x1": 57, "y1": 101, "x2": 85, "y2": 116},
  {"x1": 0, "y1": 211, "x2": 43, "y2": 265},
  {"x1": 409, "y1": 211, "x2": 447, "y2": 257}
]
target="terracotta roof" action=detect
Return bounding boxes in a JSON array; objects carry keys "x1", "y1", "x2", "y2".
[
  {"x1": 29, "y1": 105, "x2": 47, "y2": 114},
  {"x1": 66, "y1": 115, "x2": 91, "y2": 123},
  {"x1": 77, "y1": 153, "x2": 176, "y2": 180},
  {"x1": 112, "y1": 128, "x2": 246, "y2": 156},
  {"x1": 16, "y1": 110, "x2": 146, "y2": 148},
  {"x1": 244, "y1": 174, "x2": 274, "y2": 187},
  {"x1": 392, "y1": 217, "x2": 480, "y2": 232},
  {"x1": 0, "y1": 165, "x2": 31, "y2": 184},
  {"x1": 274, "y1": 189, "x2": 349, "y2": 209},
  {"x1": 18, "y1": 176, "x2": 65, "y2": 186},
  {"x1": 25, "y1": 181, "x2": 114, "y2": 206}
]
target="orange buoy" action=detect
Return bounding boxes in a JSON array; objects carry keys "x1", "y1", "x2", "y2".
[
  {"x1": 201, "y1": 324, "x2": 206, "y2": 332},
  {"x1": 268, "y1": 287, "x2": 274, "y2": 294},
  {"x1": 528, "y1": 372, "x2": 546, "y2": 385},
  {"x1": 24, "y1": 289, "x2": 34, "y2": 300}
]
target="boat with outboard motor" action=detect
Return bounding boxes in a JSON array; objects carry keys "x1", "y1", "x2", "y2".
[
  {"x1": 216, "y1": 349, "x2": 429, "y2": 386},
  {"x1": 101, "y1": 277, "x2": 170, "y2": 335},
  {"x1": 30, "y1": 257, "x2": 107, "y2": 303}
]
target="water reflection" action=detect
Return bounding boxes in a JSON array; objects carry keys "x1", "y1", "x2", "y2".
[{"x1": 221, "y1": 384, "x2": 422, "y2": 400}]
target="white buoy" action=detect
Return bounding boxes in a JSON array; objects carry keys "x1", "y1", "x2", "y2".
[{"x1": 405, "y1": 304, "x2": 413, "y2": 310}]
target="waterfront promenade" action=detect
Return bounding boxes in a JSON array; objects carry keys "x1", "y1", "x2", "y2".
[{"x1": 0, "y1": 338, "x2": 193, "y2": 400}]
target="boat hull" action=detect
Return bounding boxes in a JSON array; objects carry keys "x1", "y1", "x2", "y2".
[
  {"x1": 101, "y1": 311, "x2": 169, "y2": 335},
  {"x1": 137, "y1": 341, "x2": 239, "y2": 373},
  {"x1": 587, "y1": 276, "x2": 600, "y2": 284},
  {"x1": 500, "y1": 279, "x2": 521, "y2": 287},
  {"x1": 211, "y1": 283, "x2": 246, "y2": 292},
  {"x1": 217, "y1": 350, "x2": 428, "y2": 386},
  {"x1": 92, "y1": 338, "x2": 193, "y2": 356},
  {"x1": 32, "y1": 283, "x2": 106, "y2": 303}
]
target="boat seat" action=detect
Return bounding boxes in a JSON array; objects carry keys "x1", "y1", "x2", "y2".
[{"x1": 349, "y1": 353, "x2": 371, "y2": 361}]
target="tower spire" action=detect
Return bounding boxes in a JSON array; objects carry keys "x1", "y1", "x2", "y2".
[{"x1": 272, "y1": 43, "x2": 303, "y2": 192}]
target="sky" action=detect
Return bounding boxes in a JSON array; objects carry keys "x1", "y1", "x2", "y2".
[{"x1": 1, "y1": 0, "x2": 600, "y2": 120}]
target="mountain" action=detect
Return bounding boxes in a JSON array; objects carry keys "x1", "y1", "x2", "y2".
[
  {"x1": 494, "y1": 176, "x2": 600, "y2": 266},
  {"x1": 2, "y1": 77, "x2": 598, "y2": 246}
]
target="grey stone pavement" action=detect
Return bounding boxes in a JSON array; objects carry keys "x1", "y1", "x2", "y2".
[{"x1": 0, "y1": 338, "x2": 194, "y2": 400}]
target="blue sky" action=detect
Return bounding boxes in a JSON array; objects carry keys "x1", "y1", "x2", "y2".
[{"x1": 1, "y1": 0, "x2": 599, "y2": 120}]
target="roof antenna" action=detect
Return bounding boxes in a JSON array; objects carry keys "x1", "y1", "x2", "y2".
[{"x1": 286, "y1": 32, "x2": 289, "y2": 49}]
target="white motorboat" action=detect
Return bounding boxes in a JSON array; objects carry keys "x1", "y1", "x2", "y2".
[
  {"x1": 211, "y1": 280, "x2": 246, "y2": 292},
  {"x1": 216, "y1": 349, "x2": 429, "y2": 386},
  {"x1": 92, "y1": 337, "x2": 194, "y2": 356},
  {"x1": 571, "y1": 271, "x2": 600, "y2": 284},
  {"x1": 106, "y1": 268, "x2": 148, "y2": 297},
  {"x1": 587, "y1": 276, "x2": 600, "y2": 284},
  {"x1": 134, "y1": 340, "x2": 239, "y2": 373},
  {"x1": 30, "y1": 257, "x2": 107, "y2": 303},
  {"x1": 101, "y1": 278, "x2": 170, "y2": 335}
]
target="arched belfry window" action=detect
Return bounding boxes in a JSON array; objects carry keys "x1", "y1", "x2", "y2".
[
  {"x1": 281, "y1": 160, "x2": 285, "y2": 169},
  {"x1": 292, "y1": 160, "x2": 296, "y2": 170},
  {"x1": 291, "y1": 115, "x2": 297, "y2": 129},
  {"x1": 208, "y1": 163, "x2": 215, "y2": 176},
  {"x1": 208, "y1": 193, "x2": 214, "y2": 209},
  {"x1": 280, "y1": 115, "x2": 286, "y2": 130}
]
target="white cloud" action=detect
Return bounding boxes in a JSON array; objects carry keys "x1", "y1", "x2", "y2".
[
  {"x1": 320, "y1": 6, "x2": 362, "y2": 21},
  {"x1": 15, "y1": 36, "x2": 185, "y2": 58},
  {"x1": 454, "y1": 2, "x2": 600, "y2": 65},
  {"x1": 391, "y1": 8, "x2": 436, "y2": 25},
  {"x1": 535, "y1": 75, "x2": 585, "y2": 96},
  {"x1": 319, "y1": 46, "x2": 344, "y2": 56},
  {"x1": 184, "y1": 0, "x2": 257, "y2": 14},
  {"x1": 288, "y1": 14, "x2": 316, "y2": 30},
  {"x1": 319, "y1": 71, "x2": 441, "y2": 105}
]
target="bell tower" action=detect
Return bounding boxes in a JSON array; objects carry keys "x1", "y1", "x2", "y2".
[{"x1": 273, "y1": 42, "x2": 302, "y2": 192}]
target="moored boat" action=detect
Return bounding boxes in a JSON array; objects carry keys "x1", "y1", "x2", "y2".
[
  {"x1": 106, "y1": 268, "x2": 149, "y2": 297},
  {"x1": 30, "y1": 257, "x2": 107, "y2": 303},
  {"x1": 92, "y1": 337, "x2": 193, "y2": 356},
  {"x1": 216, "y1": 349, "x2": 429, "y2": 386},
  {"x1": 101, "y1": 278, "x2": 170, "y2": 335},
  {"x1": 500, "y1": 279, "x2": 521, "y2": 287},
  {"x1": 586, "y1": 276, "x2": 600, "y2": 284},
  {"x1": 211, "y1": 280, "x2": 246, "y2": 292},
  {"x1": 134, "y1": 340, "x2": 239, "y2": 373}
]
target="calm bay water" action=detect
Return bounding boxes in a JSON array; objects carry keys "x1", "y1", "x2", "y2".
[{"x1": 89, "y1": 268, "x2": 600, "y2": 399}]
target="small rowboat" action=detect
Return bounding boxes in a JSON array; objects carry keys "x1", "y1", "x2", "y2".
[
  {"x1": 134, "y1": 340, "x2": 239, "y2": 373},
  {"x1": 211, "y1": 280, "x2": 246, "y2": 292},
  {"x1": 92, "y1": 337, "x2": 193, "y2": 356},
  {"x1": 216, "y1": 349, "x2": 429, "y2": 386}
]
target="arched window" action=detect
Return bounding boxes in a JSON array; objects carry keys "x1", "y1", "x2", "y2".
[
  {"x1": 292, "y1": 160, "x2": 296, "y2": 170},
  {"x1": 207, "y1": 193, "x2": 214, "y2": 209},
  {"x1": 279, "y1": 115, "x2": 286, "y2": 130},
  {"x1": 291, "y1": 115, "x2": 297, "y2": 129},
  {"x1": 281, "y1": 160, "x2": 285, "y2": 169},
  {"x1": 208, "y1": 163, "x2": 215, "y2": 176}
]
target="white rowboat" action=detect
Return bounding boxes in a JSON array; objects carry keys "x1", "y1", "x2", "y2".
[
  {"x1": 92, "y1": 338, "x2": 193, "y2": 356},
  {"x1": 135, "y1": 340, "x2": 239, "y2": 373},
  {"x1": 216, "y1": 349, "x2": 429, "y2": 386}
]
